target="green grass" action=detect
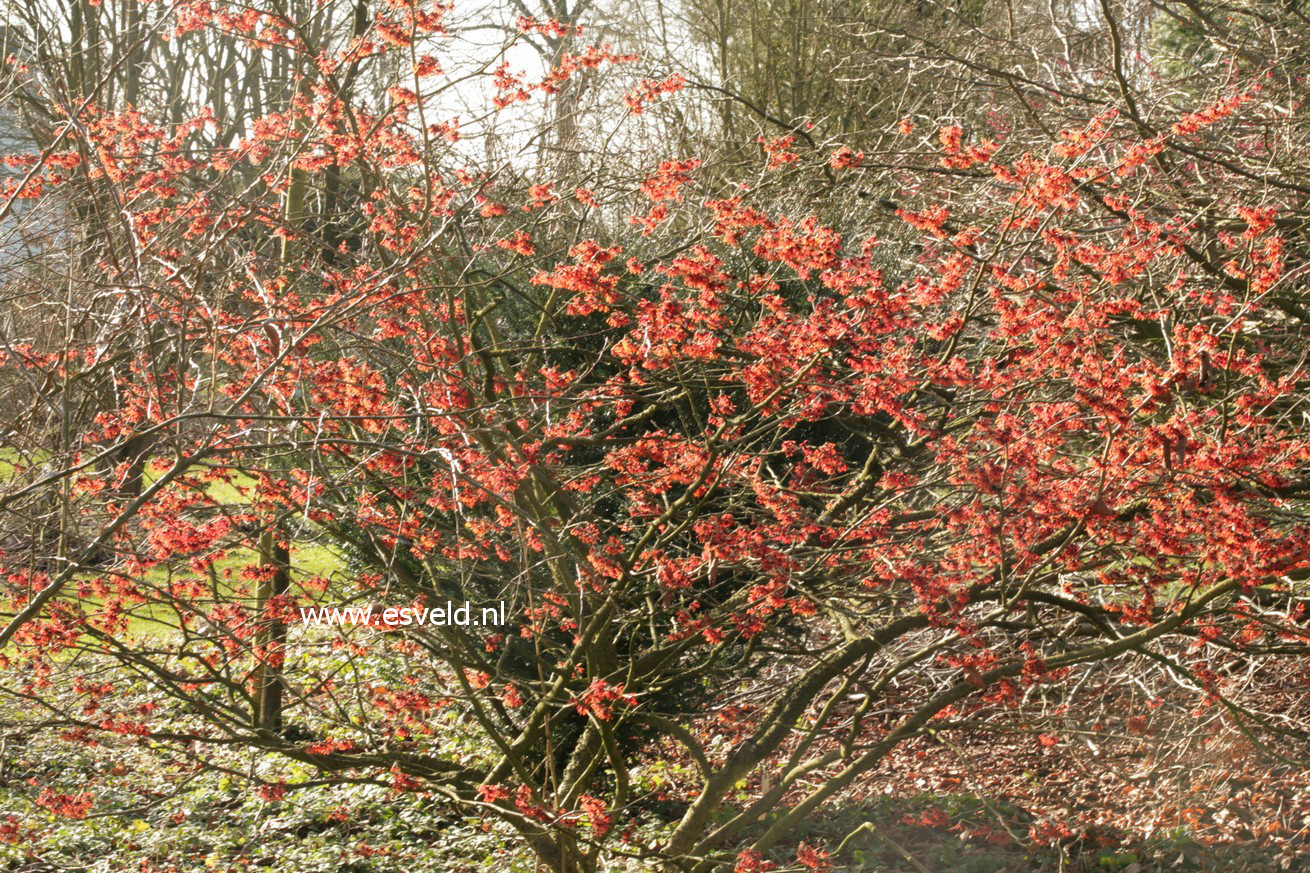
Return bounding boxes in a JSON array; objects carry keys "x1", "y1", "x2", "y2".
[
  {"x1": 0, "y1": 444, "x2": 48, "y2": 482},
  {"x1": 30, "y1": 454, "x2": 352, "y2": 639},
  {"x1": 97, "y1": 541, "x2": 346, "y2": 639}
]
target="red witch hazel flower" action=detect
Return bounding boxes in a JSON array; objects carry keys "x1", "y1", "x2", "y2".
[
  {"x1": 572, "y1": 678, "x2": 637, "y2": 720},
  {"x1": 258, "y1": 782, "x2": 288, "y2": 802},
  {"x1": 479, "y1": 783, "x2": 510, "y2": 803},
  {"x1": 35, "y1": 788, "x2": 94, "y2": 819},
  {"x1": 829, "y1": 146, "x2": 863, "y2": 170},
  {"x1": 796, "y1": 842, "x2": 831, "y2": 872},
  {"x1": 734, "y1": 849, "x2": 778, "y2": 872},
  {"x1": 496, "y1": 230, "x2": 535, "y2": 256},
  {"x1": 759, "y1": 135, "x2": 798, "y2": 170},
  {"x1": 580, "y1": 793, "x2": 612, "y2": 836},
  {"x1": 640, "y1": 159, "x2": 700, "y2": 202},
  {"x1": 624, "y1": 74, "x2": 685, "y2": 114},
  {"x1": 532, "y1": 240, "x2": 624, "y2": 315}
]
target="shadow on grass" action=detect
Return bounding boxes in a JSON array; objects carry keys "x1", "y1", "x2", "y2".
[{"x1": 753, "y1": 793, "x2": 1295, "y2": 873}]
